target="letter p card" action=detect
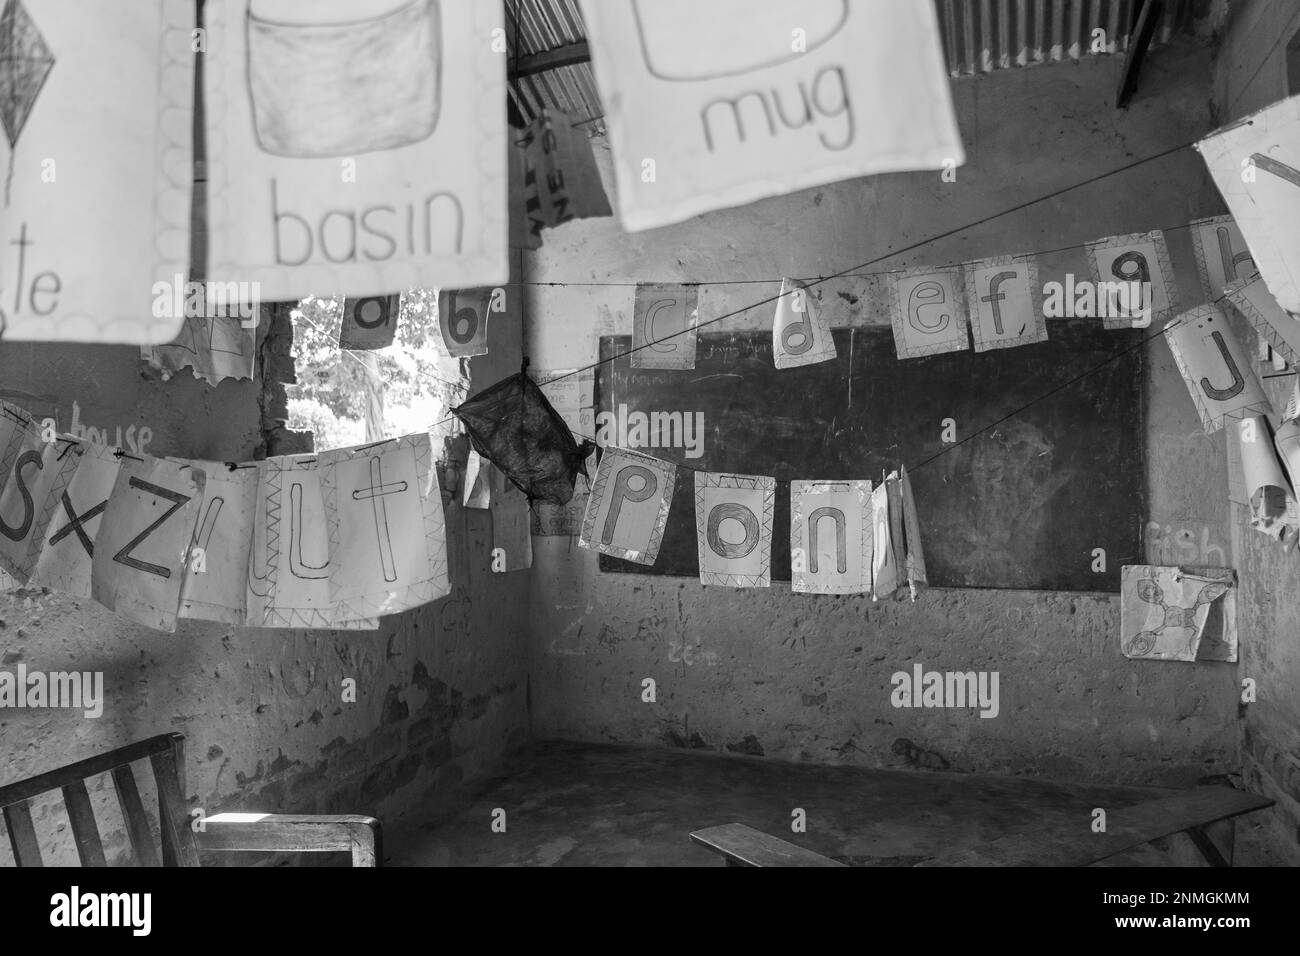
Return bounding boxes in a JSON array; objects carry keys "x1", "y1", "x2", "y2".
[{"x1": 579, "y1": 448, "x2": 676, "y2": 564}]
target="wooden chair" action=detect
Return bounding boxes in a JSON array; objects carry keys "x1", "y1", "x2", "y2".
[{"x1": 0, "y1": 733, "x2": 382, "y2": 867}]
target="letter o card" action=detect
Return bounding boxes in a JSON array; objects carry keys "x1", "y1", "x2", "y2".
[
  {"x1": 790, "y1": 479, "x2": 871, "y2": 594},
  {"x1": 578, "y1": 448, "x2": 676, "y2": 564},
  {"x1": 695, "y1": 471, "x2": 774, "y2": 588},
  {"x1": 962, "y1": 256, "x2": 1045, "y2": 352},
  {"x1": 1165, "y1": 305, "x2": 1272, "y2": 433},
  {"x1": 1085, "y1": 231, "x2": 1178, "y2": 329},
  {"x1": 888, "y1": 267, "x2": 968, "y2": 358},
  {"x1": 774, "y1": 278, "x2": 836, "y2": 369}
]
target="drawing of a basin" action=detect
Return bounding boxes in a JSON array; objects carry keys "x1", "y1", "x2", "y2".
[
  {"x1": 246, "y1": 0, "x2": 441, "y2": 158},
  {"x1": 631, "y1": 0, "x2": 847, "y2": 82}
]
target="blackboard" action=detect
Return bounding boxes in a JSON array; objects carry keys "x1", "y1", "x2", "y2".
[{"x1": 593, "y1": 323, "x2": 1146, "y2": 592}]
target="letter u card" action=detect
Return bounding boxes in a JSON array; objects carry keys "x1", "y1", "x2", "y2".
[
  {"x1": 1165, "y1": 305, "x2": 1272, "y2": 433},
  {"x1": 319, "y1": 433, "x2": 449, "y2": 619},
  {"x1": 790, "y1": 480, "x2": 871, "y2": 594},
  {"x1": 579, "y1": 447, "x2": 676, "y2": 564}
]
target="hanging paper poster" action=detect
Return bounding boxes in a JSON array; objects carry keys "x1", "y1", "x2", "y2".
[
  {"x1": 773, "y1": 278, "x2": 836, "y2": 369},
  {"x1": 694, "y1": 471, "x2": 774, "y2": 587},
  {"x1": 1165, "y1": 305, "x2": 1272, "y2": 433},
  {"x1": 91, "y1": 457, "x2": 204, "y2": 632},
  {"x1": 1085, "y1": 231, "x2": 1178, "y2": 329},
  {"x1": 29, "y1": 443, "x2": 122, "y2": 598},
  {"x1": 532, "y1": 494, "x2": 587, "y2": 536},
  {"x1": 1189, "y1": 215, "x2": 1257, "y2": 299},
  {"x1": 898, "y1": 466, "x2": 928, "y2": 601},
  {"x1": 1120, "y1": 565, "x2": 1237, "y2": 662},
  {"x1": 319, "y1": 433, "x2": 449, "y2": 620},
  {"x1": 510, "y1": 136, "x2": 544, "y2": 251},
  {"x1": 888, "y1": 267, "x2": 968, "y2": 359},
  {"x1": 579, "y1": 447, "x2": 675, "y2": 565},
  {"x1": 1237, "y1": 415, "x2": 1293, "y2": 540},
  {"x1": 490, "y1": 465, "x2": 532, "y2": 572},
  {"x1": 203, "y1": 0, "x2": 507, "y2": 302},
  {"x1": 870, "y1": 480, "x2": 898, "y2": 600},
  {"x1": 0, "y1": 0, "x2": 193, "y2": 343},
  {"x1": 1197, "y1": 95, "x2": 1300, "y2": 317},
  {"x1": 538, "y1": 369, "x2": 595, "y2": 436},
  {"x1": 339, "y1": 294, "x2": 400, "y2": 350},
  {"x1": 1225, "y1": 274, "x2": 1300, "y2": 367},
  {"x1": 518, "y1": 107, "x2": 612, "y2": 239},
  {"x1": 145, "y1": 306, "x2": 259, "y2": 385},
  {"x1": 438, "y1": 287, "x2": 492, "y2": 357},
  {"x1": 580, "y1": 0, "x2": 963, "y2": 231},
  {"x1": 177, "y1": 462, "x2": 259, "y2": 625},
  {"x1": 462, "y1": 449, "x2": 492, "y2": 509},
  {"x1": 0, "y1": 404, "x2": 83, "y2": 582},
  {"x1": 789, "y1": 479, "x2": 871, "y2": 594},
  {"x1": 963, "y1": 255, "x2": 1046, "y2": 352},
  {"x1": 631, "y1": 283, "x2": 698, "y2": 370}
]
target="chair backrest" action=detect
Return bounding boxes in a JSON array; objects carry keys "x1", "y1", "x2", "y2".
[{"x1": 0, "y1": 733, "x2": 199, "y2": 867}]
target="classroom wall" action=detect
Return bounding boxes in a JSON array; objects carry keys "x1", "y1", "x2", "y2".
[
  {"x1": 523, "y1": 38, "x2": 1244, "y2": 788},
  {"x1": 0, "y1": 278, "x2": 529, "y2": 866},
  {"x1": 1213, "y1": 0, "x2": 1300, "y2": 865}
]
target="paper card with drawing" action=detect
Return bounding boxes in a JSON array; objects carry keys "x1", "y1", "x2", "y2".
[
  {"x1": 1225, "y1": 275, "x2": 1300, "y2": 368},
  {"x1": 963, "y1": 256, "x2": 1046, "y2": 352},
  {"x1": 1165, "y1": 305, "x2": 1272, "y2": 433},
  {"x1": 438, "y1": 288, "x2": 492, "y2": 357},
  {"x1": 1189, "y1": 215, "x2": 1257, "y2": 299},
  {"x1": 339, "y1": 295, "x2": 400, "y2": 350},
  {"x1": 581, "y1": 0, "x2": 962, "y2": 231},
  {"x1": 177, "y1": 462, "x2": 260, "y2": 625},
  {"x1": 1085, "y1": 231, "x2": 1178, "y2": 329},
  {"x1": 694, "y1": 472, "x2": 774, "y2": 587},
  {"x1": 631, "y1": 284, "x2": 698, "y2": 370},
  {"x1": 773, "y1": 279, "x2": 836, "y2": 369},
  {"x1": 897, "y1": 466, "x2": 928, "y2": 601},
  {"x1": 203, "y1": 0, "x2": 507, "y2": 302},
  {"x1": 29, "y1": 443, "x2": 121, "y2": 598},
  {"x1": 0, "y1": 0, "x2": 193, "y2": 343},
  {"x1": 0, "y1": 405, "x2": 83, "y2": 582},
  {"x1": 1197, "y1": 95, "x2": 1300, "y2": 318},
  {"x1": 579, "y1": 447, "x2": 676, "y2": 565},
  {"x1": 462, "y1": 450, "x2": 492, "y2": 509},
  {"x1": 319, "y1": 433, "x2": 449, "y2": 620},
  {"x1": 790, "y1": 479, "x2": 871, "y2": 594},
  {"x1": 91, "y1": 457, "x2": 204, "y2": 632},
  {"x1": 870, "y1": 480, "x2": 898, "y2": 600},
  {"x1": 144, "y1": 309, "x2": 258, "y2": 385},
  {"x1": 1120, "y1": 565, "x2": 1237, "y2": 662},
  {"x1": 888, "y1": 267, "x2": 969, "y2": 359}
]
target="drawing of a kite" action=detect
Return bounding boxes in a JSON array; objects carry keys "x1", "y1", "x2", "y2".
[{"x1": 0, "y1": 0, "x2": 55, "y2": 202}]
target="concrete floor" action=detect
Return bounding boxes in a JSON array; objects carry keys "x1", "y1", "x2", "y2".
[{"x1": 387, "y1": 741, "x2": 1243, "y2": 866}]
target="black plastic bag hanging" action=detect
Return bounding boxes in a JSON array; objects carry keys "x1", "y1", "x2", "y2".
[{"x1": 452, "y1": 366, "x2": 596, "y2": 506}]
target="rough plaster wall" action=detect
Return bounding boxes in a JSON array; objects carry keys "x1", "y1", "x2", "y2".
[
  {"x1": 1213, "y1": 0, "x2": 1300, "y2": 865},
  {"x1": 524, "y1": 41, "x2": 1242, "y2": 788},
  {"x1": 0, "y1": 273, "x2": 529, "y2": 867}
]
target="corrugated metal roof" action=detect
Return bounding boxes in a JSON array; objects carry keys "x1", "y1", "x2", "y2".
[{"x1": 507, "y1": 0, "x2": 1209, "y2": 132}]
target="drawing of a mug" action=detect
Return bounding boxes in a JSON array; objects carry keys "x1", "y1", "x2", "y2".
[
  {"x1": 246, "y1": 0, "x2": 442, "y2": 158},
  {"x1": 631, "y1": 0, "x2": 848, "y2": 82}
]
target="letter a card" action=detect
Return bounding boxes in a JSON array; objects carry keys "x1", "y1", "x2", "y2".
[
  {"x1": 790, "y1": 479, "x2": 871, "y2": 594},
  {"x1": 319, "y1": 433, "x2": 449, "y2": 619},
  {"x1": 579, "y1": 447, "x2": 676, "y2": 564}
]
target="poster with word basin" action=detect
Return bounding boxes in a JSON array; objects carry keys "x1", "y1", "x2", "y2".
[
  {"x1": 91, "y1": 457, "x2": 204, "y2": 632},
  {"x1": 1165, "y1": 305, "x2": 1272, "y2": 433},
  {"x1": 0, "y1": 0, "x2": 193, "y2": 342},
  {"x1": 790, "y1": 479, "x2": 871, "y2": 594},
  {"x1": 579, "y1": 447, "x2": 675, "y2": 565},
  {"x1": 0, "y1": 404, "x2": 83, "y2": 581},
  {"x1": 204, "y1": 0, "x2": 507, "y2": 301},
  {"x1": 178, "y1": 462, "x2": 260, "y2": 625},
  {"x1": 1198, "y1": 95, "x2": 1300, "y2": 318},
  {"x1": 581, "y1": 0, "x2": 962, "y2": 231},
  {"x1": 30, "y1": 443, "x2": 121, "y2": 598},
  {"x1": 694, "y1": 472, "x2": 774, "y2": 588},
  {"x1": 319, "y1": 433, "x2": 449, "y2": 620}
]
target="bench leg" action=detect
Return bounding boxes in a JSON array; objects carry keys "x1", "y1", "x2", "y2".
[{"x1": 1187, "y1": 822, "x2": 1233, "y2": 867}]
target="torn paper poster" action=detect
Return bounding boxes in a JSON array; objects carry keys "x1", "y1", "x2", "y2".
[
  {"x1": 91, "y1": 456, "x2": 204, "y2": 632},
  {"x1": 962, "y1": 255, "x2": 1046, "y2": 352},
  {"x1": 339, "y1": 294, "x2": 400, "y2": 350},
  {"x1": 532, "y1": 492, "x2": 587, "y2": 536},
  {"x1": 632, "y1": 284, "x2": 698, "y2": 370},
  {"x1": 579, "y1": 447, "x2": 676, "y2": 565},
  {"x1": 888, "y1": 267, "x2": 969, "y2": 359},
  {"x1": 177, "y1": 461, "x2": 259, "y2": 626},
  {"x1": 490, "y1": 465, "x2": 532, "y2": 571},
  {"x1": 144, "y1": 308, "x2": 258, "y2": 385},
  {"x1": 462, "y1": 450, "x2": 492, "y2": 509},
  {"x1": 869, "y1": 479, "x2": 898, "y2": 599},
  {"x1": 319, "y1": 433, "x2": 449, "y2": 620},
  {"x1": 1120, "y1": 565, "x2": 1237, "y2": 662},
  {"x1": 538, "y1": 369, "x2": 595, "y2": 436},
  {"x1": 517, "y1": 107, "x2": 612, "y2": 240},
  {"x1": 1197, "y1": 94, "x2": 1300, "y2": 318},
  {"x1": 1165, "y1": 305, "x2": 1272, "y2": 433},
  {"x1": 581, "y1": 0, "x2": 963, "y2": 231},
  {"x1": 897, "y1": 466, "x2": 928, "y2": 601},
  {"x1": 438, "y1": 287, "x2": 493, "y2": 357},
  {"x1": 0, "y1": 1, "x2": 193, "y2": 343},
  {"x1": 29, "y1": 443, "x2": 121, "y2": 598},
  {"x1": 1189, "y1": 215, "x2": 1257, "y2": 300},
  {"x1": 1238, "y1": 415, "x2": 1293, "y2": 539},
  {"x1": 773, "y1": 278, "x2": 836, "y2": 369},
  {"x1": 790, "y1": 479, "x2": 871, "y2": 594},
  {"x1": 1085, "y1": 231, "x2": 1179, "y2": 329},
  {"x1": 695, "y1": 471, "x2": 774, "y2": 587},
  {"x1": 0, "y1": 404, "x2": 84, "y2": 582},
  {"x1": 203, "y1": 0, "x2": 507, "y2": 302},
  {"x1": 1225, "y1": 274, "x2": 1300, "y2": 367}
]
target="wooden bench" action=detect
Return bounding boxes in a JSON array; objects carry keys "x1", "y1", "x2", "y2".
[
  {"x1": 0, "y1": 733, "x2": 382, "y2": 867},
  {"x1": 689, "y1": 823, "x2": 846, "y2": 867}
]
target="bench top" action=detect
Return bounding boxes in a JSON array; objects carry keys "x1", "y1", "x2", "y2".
[{"x1": 689, "y1": 823, "x2": 846, "y2": 867}]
